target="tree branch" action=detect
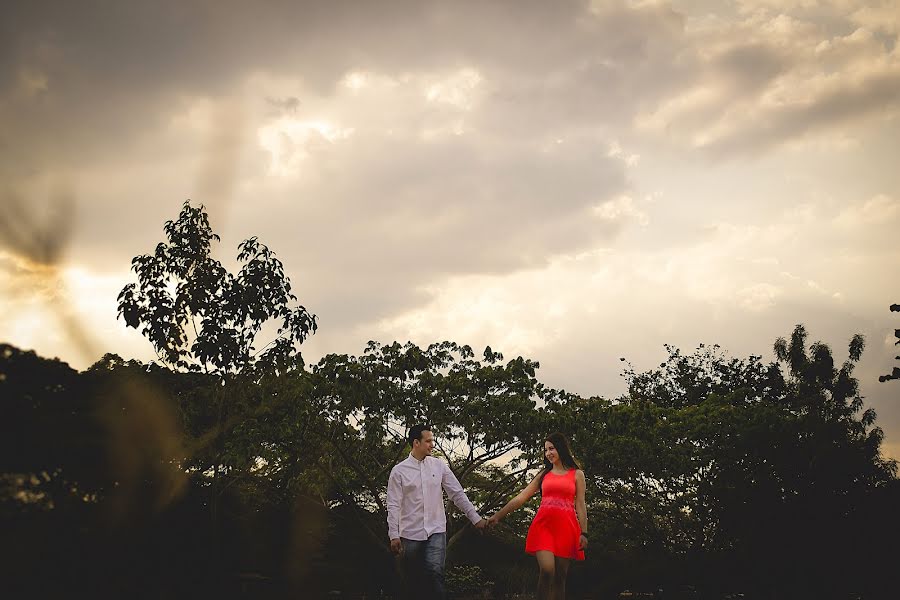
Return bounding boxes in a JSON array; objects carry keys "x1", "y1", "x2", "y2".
[{"x1": 318, "y1": 425, "x2": 387, "y2": 515}]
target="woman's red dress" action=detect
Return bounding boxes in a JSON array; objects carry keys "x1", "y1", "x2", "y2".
[{"x1": 524, "y1": 468, "x2": 585, "y2": 560}]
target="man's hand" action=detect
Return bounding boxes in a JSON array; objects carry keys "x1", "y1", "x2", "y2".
[
  {"x1": 390, "y1": 538, "x2": 403, "y2": 555},
  {"x1": 474, "y1": 518, "x2": 488, "y2": 533}
]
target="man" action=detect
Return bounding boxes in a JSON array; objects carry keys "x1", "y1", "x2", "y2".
[{"x1": 387, "y1": 424, "x2": 487, "y2": 599}]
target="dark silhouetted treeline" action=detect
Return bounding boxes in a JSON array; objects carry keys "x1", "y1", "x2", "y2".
[{"x1": 2, "y1": 329, "x2": 898, "y2": 599}]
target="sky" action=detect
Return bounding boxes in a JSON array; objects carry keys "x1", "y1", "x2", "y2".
[{"x1": 1, "y1": 0, "x2": 898, "y2": 459}]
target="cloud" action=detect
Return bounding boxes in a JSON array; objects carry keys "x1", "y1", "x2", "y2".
[
  {"x1": 851, "y1": 1, "x2": 900, "y2": 35},
  {"x1": 637, "y1": 5, "x2": 900, "y2": 155},
  {"x1": 593, "y1": 195, "x2": 650, "y2": 226},
  {"x1": 738, "y1": 282, "x2": 782, "y2": 311},
  {"x1": 835, "y1": 194, "x2": 900, "y2": 228},
  {"x1": 0, "y1": 0, "x2": 683, "y2": 173},
  {"x1": 1, "y1": 0, "x2": 688, "y2": 280}
]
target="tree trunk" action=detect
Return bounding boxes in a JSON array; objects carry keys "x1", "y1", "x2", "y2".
[{"x1": 209, "y1": 377, "x2": 229, "y2": 582}]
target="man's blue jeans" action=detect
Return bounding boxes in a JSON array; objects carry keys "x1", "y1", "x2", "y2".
[{"x1": 400, "y1": 532, "x2": 446, "y2": 599}]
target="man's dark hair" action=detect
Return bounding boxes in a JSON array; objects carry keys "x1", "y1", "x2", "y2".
[{"x1": 408, "y1": 424, "x2": 432, "y2": 446}]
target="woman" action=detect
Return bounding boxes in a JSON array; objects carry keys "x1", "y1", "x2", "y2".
[{"x1": 488, "y1": 432, "x2": 587, "y2": 600}]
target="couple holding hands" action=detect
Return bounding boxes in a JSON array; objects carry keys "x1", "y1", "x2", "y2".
[{"x1": 387, "y1": 425, "x2": 588, "y2": 600}]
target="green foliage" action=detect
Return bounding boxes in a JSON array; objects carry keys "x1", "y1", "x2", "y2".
[
  {"x1": 565, "y1": 325, "x2": 897, "y2": 597},
  {"x1": 4, "y1": 319, "x2": 898, "y2": 598},
  {"x1": 307, "y1": 340, "x2": 551, "y2": 548},
  {"x1": 117, "y1": 200, "x2": 316, "y2": 376},
  {"x1": 446, "y1": 564, "x2": 494, "y2": 596},
  {"x1": 879, "y1": 303, "x2": 900, "y2": 382},
  {"x1": 623, "y1": 342, "x2": 782, "y2": 408},
  {"x1": 110, "y1": 201, "x2": 325, "y2": 596},
  {"x1": 0, "y1": 344, "x2": 91, "y2": 515}
]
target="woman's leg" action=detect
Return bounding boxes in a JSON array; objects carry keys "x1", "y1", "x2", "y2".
[
  {"x1": 535, "y1": 551, "x2": 555, "y2": 600},
  {"x1": 552, "y1": 556, "x2": 570, "y2": 600}
]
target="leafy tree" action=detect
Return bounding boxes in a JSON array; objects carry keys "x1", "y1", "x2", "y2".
[
  {"x1": 308, "y1": 341, "x2": 550, "y2": 553},
  {"x1": 0, "y1": 344, "x2": 90, "y2": 515},
  {"x1": 879, "y1": 303, "x2": 900, "y2": 383},
  {"x1": 623, "y1": 343, "x2": 783, "y2": 409},
  {"x1": 567, "y1": 327, "x2": 898, "y2": 597},
  {"x1": 772, "y1": 324, "x2": 892, "y2": 479},
  {"x1": 764, "y1": 325, "x2": 896, "y2": 596},
  {"x1": 116, "y1": 200, "x2": 317, "y2": 566},
  {"x1": 576, "y1": 346, "x2": 785, "y2": 559},
  {"x1": 0, "y1": 346, "x2": 208, "y2": 599},
  {"x1": 117, "y1": 200, "x2": 316, "y2": 375}
]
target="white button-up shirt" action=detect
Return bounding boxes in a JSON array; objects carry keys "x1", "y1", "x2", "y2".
[{"x1": 386, "y1": 453, "x2": 482, "y2": 541}]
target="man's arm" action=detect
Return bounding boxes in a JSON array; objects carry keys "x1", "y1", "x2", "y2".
[
  {"x1": 440, "y1": 461, "x2": 483, "y2": 526},
  {"x1": 386, "y1": 468, "x2": 403, "y2": 550}
]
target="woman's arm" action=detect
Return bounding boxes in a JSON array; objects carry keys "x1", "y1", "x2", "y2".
[
  {"x1": 575, "y1": 469, "x2": 588, "y2": 548},
  {"x1": 491, "y1": 471, "x2": 543, "y2": 522}
]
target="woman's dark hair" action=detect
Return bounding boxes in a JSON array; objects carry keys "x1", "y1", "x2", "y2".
[{"x1": 539, "y1": 432, "x2": 580, "y2": 489}]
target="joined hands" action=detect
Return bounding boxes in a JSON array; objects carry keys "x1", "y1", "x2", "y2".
[{"x1": 474, "y1": 515, "x2": 500, "y2": 534}]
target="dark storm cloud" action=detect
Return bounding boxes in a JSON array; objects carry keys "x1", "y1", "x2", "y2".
[
  {"x1": 2, "y1": 0, "x2": 682, "y2": 277},
  {"x1": 0, "y1": 0, "x2": 687, "y2": 168}
]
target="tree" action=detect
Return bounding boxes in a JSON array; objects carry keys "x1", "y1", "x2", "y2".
[
  {"x1": 0, "y1": 346, "x2": 203, "y2": 599},
  {"x1": 0, "y1": 344, "x2": 89, "y2": 515},
  {"x1": 768, "y1": 324, "x2": 897, "y2": 596},
  {"x1": 623, "y1": 342, "x2": 782, "y2": 409},
  {"x1": 117, "y1": 201, "x2": 317, "y2": 376},
  {"x1": 116, "y1": 200, "x2": 317, "y2": 573},
  {"x1": 308, "y1": 341, "x2": 550, "y2": 555},
  {"x1": 568, "y1": 327, "x2": 898, "y2": 598},
  {"x1": 879, "y1": 303, "x2": 900, "y2": 383},
  {"x1": 773, "y1": 324, "x2": 890, "y2": 466}
]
